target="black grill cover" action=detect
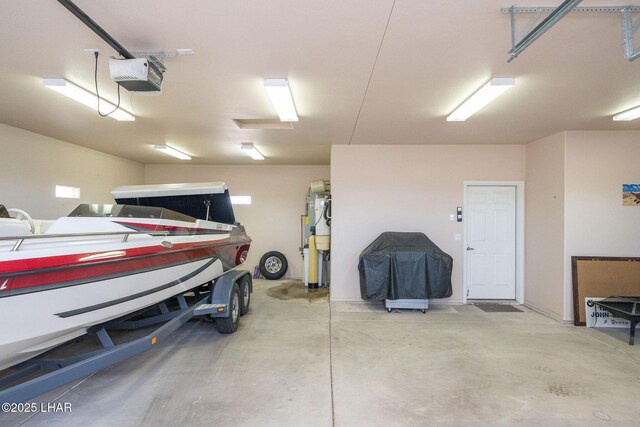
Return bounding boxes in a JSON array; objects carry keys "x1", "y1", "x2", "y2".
[{"x1": 358, "y1": 232, "x2": 453, "y2": 301}]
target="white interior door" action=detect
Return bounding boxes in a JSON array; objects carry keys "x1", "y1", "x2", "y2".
[{"x1": 466, "y1": 186, "x2": 516, "y2": 300}]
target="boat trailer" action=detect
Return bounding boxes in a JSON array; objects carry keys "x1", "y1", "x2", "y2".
[{"x1": 0, "y1": 269, "x2": 252, "y2": 405}]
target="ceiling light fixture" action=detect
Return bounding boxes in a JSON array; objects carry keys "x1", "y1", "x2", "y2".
[
  {"x1": 154, "y1": 144, "x2": 191, "y2": 160},
  {"x1": 241, "y1": 143, "x2": 265, "y2": 160},
  {"x1": 447, "y1": 78, "x2": 516, "y2": 122},
  {"x1": 42, "y1": 78, "x2": 135, "y2": 121},
  {"x1": 613, "y1": 105, "x2": 640, "y2": 121},
  {"x1": 264, "y1": 78, "x2": 298, "y2": 122}
]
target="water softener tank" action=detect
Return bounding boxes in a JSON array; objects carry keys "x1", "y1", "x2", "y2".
[{"x1": 308, "y1": 235, "x2": 319, "y2": 288}]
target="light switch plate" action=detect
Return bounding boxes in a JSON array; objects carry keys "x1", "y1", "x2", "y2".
[{"x1": 454, "y1": 234, "x2": 461, "y2": 241}]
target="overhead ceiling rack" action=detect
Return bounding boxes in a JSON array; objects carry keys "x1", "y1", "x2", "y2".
[{"x1": 503, "y1": 2, "x2": 640, "y2": 62}]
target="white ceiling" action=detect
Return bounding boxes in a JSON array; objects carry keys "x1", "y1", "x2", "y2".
[{"x1": 1, "y1": 0, "x2": 639, "y2": 165}]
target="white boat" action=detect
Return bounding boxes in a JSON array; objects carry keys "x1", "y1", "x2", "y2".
[{"x1": 0, "y1": 182, "x2": 251, "y2": 371}]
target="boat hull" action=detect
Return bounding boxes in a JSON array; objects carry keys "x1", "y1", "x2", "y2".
[
  {"x1": 0, "y1": 230, "x2": 250, "y2": 371},
  {"x1": 0, "y1": 255, "x2": 225, "y2": 370}
]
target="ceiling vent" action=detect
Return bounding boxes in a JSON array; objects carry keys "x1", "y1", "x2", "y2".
[{"x1": 232, "y1": 119, "x2": 294, "y2": 130}]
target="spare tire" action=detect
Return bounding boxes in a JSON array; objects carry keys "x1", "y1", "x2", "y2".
[{"x1": 259, "y1": 251, "x2": 288, "y2": 280}]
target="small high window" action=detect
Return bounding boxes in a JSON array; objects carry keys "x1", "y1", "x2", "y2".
[
  {"x1": 55, "y1": 185, "x2": 80, "y2": 199},
  {"x1": 230, "y1": 196, "x2": 251, "y2": 205}
]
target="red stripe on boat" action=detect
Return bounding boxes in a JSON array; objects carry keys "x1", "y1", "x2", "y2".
[
  {"x1": 1, "y1": 243, "x2": 241, "y2": 292},
  {"x1": 0, "y1": 238, "x2": 230, "y2": 275},
  {"x1": 8, "y1": 246, "x2": 217, "y2": 291}
]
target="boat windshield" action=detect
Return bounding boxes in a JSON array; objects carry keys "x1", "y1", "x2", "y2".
[
  {"x1": 68, "y1": 204, "x2": 196, "y2": 222},
  {"x1": 113, "y1": 191, "x2": 236, "y2": 224}
]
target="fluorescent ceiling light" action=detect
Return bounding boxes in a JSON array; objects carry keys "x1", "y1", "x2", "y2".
[
  {"x1": 613, "y1": 105, "x2": 640, "y2": 121},
  {"x1": 154, "y1": 144, "x2": 191, "y2": 160},
  {"x1": 447, "y1": 78, "x2": 516, "y2": 122},
  {"x1": 264, "y1": 78, "x2": 298, "y2": 122},
  {"x1": 43, "y1": 78, "x2": 135, "y2": 121},
  {"x1": 241, "y1": 143, "x2": 265, "y2": 160}
]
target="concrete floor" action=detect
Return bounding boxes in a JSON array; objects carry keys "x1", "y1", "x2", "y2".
[{"x1": 3, "y1": 279, "x2": 640, "y2": 426}]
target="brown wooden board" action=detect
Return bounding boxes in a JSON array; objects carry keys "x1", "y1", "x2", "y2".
[{"x1": 572, "y1": 257, "x2": 640, "y2": 326}]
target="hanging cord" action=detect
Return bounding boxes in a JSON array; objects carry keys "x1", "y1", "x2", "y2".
[
  {"x1": 94, "y1": 51, "x2": 122, "y2": 117},
  {"x1": 324, "y1": 198, "x2": 331, "y2": 227}
]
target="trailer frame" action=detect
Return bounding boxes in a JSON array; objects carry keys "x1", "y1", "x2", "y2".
[{"x1": 0, "y1": 269, "x2": 252, "y2": 405}]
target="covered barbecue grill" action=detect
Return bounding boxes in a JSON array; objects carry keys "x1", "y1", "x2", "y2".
[{"x1": 358, "y1": 232, "x2": 453, "y2": 308}]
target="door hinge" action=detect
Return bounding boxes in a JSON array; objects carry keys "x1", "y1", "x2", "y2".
[{"x1": 466, "y1": 289, "x2": 469, "y2": 297}]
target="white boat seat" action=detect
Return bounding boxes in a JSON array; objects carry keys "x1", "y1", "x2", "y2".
[{"x1": 0, "y1": 218, "x2": 32, "y2": 237}]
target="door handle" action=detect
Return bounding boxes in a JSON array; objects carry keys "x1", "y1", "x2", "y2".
[{"x1": 466, "y1": 247, "x2": 475, "y2": 251}]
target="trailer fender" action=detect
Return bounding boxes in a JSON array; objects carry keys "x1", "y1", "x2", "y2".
[{"x1": 210, "y1": 270, "x2": 252, "y2": 318}]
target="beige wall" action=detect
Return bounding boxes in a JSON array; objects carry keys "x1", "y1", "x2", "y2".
[
  {"x1": 145, "y1": 164, "x2": 330, "y2": 279},
  {"x1": 6, "y1": 122, "x2": 636, "y2": 320},
  {"x1": 525, "y1": 132, "x2": 566, "y2": 320},
  {"x1": 563, "y1": 131, "x2": 640, "y2": 320},
  {"x1": 330, "y1": 145, "x2": 526, "y2": 302},
  {"x1": 0, "y1": 123, "x2": 144, "y2": 219}
]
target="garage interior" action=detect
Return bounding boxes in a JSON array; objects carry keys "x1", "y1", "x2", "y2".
[{"x1": 1, "y1": 1, "x2": 640, "y2": 425}]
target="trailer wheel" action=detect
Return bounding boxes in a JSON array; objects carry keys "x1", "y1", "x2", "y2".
[
  {"x1": 216, "y1": 283, "x2": 240, "y2": 334},
  {"x1": 239, "y1": 276, "x2": 251, "y2": 316},
  {"x1": 259, "y1": 251, "x2": 288, "y2": 280}
]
